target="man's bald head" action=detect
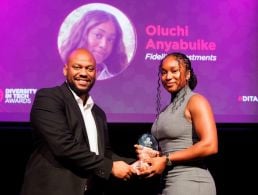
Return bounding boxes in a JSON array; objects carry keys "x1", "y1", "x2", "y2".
[{"x1": 67, "y1": 48, "x2": 96, "y2": 65}]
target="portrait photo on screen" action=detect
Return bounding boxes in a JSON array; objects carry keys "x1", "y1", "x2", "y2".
[{"x1": 57, "y1": 3, "x2": 137, "y2": 80}]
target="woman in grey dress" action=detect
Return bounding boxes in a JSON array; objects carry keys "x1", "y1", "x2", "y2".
[{"x1": 135, "y1": 52, "x2": 218, "y2": 195}]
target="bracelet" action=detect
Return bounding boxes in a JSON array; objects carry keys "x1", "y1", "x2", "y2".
[{"x1": 165, "y1": 153, "x2": 173, "y2": 166}]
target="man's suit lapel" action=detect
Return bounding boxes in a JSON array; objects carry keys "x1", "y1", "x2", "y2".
[
  {"x1": 60, "y1": 82, "x2": 89, "y2": 144},
  {"x1": 60, "y1": 82, "x2": 104, "y2": 156}
]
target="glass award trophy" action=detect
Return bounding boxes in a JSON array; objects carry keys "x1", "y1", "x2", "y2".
[
  {"x1": 131, "y1": 133, "x2": 159, "y2": 174},
  {"x1": 137, "y1": 133, "x2": 159, "y2": 151}
]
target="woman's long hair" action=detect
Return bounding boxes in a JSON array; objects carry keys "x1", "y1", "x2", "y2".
[
  {"x1": 60, "y1": 10, "x2": 128, "y2": 74},
  {"x1": 156, "y1": 52, "x2": 198, "y2": 116}
]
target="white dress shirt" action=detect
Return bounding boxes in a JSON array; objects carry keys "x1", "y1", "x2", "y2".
[{"x1": 71, "y1": 90, "x2": 99, "y2": 155}]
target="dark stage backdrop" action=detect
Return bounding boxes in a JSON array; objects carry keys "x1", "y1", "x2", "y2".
[
  {"x1": 1, "y1": 122, "x2": 258, "y2": 195},
  {"x1": 1, "y1": 0, "x2": 258, "y2": 123}
]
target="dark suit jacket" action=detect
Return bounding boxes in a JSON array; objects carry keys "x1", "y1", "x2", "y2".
[{"x1": 20, "y1": 82, "x2": 131, "y2": 195}]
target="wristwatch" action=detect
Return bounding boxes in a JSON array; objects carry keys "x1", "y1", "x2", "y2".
[{"x1": 165, "y1": 153, "x2": 173, "y2": 166}]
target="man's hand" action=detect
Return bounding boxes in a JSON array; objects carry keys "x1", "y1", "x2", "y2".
[{"x1": 111, "y1": 161, "x2": 133, "y2": 180}]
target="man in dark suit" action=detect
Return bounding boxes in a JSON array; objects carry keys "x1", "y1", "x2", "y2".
[{"x1": 20, "y1": 48, "x2": 135, "y2": 195}]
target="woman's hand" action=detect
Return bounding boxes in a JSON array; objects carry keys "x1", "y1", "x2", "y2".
[
  {"x1": 137, "y1": 156, "x2": 167, "y2": 178},
  {"x1": 134, "y1": 144, "x2": 160, "y2": 161}
]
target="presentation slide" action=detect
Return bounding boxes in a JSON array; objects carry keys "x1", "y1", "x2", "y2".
[{"x1": 0, "y1": 0, "x2": 257, "y2": 123}]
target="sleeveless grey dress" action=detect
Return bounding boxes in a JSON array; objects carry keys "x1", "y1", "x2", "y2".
[{"x1": 151, "y1": 86, "x2": 216, "y2": 195}]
